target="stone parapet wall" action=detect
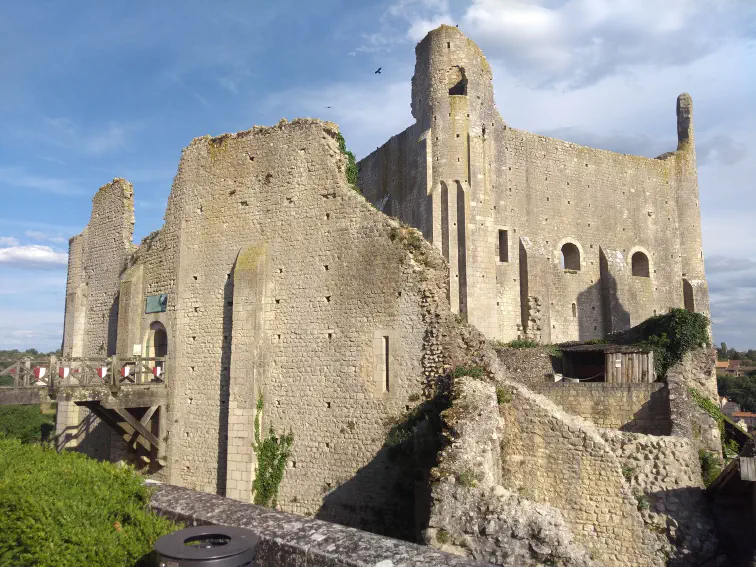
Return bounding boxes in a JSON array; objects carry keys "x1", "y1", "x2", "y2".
[
  {"x1": 149, "y1": 482, "x2": 489, "y2": 567},
  {"x1": 539, "y1": 382, "x2": 671, "y2": 435}
]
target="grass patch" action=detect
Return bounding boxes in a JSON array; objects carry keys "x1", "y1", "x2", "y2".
[
  {"x1": 0, "y1": 436, "x2": 179, "y2": 567},
  {"x1": 457, "y1": 469, "x2": 479, "y2": 487},
  {"x1": 496, "y1": 386, "x2": 512, "y2": 405},
  {"x1": 506, "y1": 338, "x2": 539, "y2": 349},
  {"x1": 451, "y1": 365, "x2": 485, "y2": 379},
  {"x1": 621, "y1": 466, "x2": 635, "y2": 481},
  {"x1": 336, "y1": 132, "x2": 359, "y2": 191}
]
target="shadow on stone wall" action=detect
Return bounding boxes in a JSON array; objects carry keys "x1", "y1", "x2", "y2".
[
  {"x1": 619, "y1": 386, "x2": 672, "y2": 435},
  {"x1": 576, "y1": 263, "x2": 631, "y2": 340},
  {"x1": 645, "y1": 485, "x2": 722, "y2": 567},
  {"x1": 216, "y1": 269, "x2": 235, "y2": 496},
  {"x1": 316, "y1": 398, "x2": 447, "y2": 542},
  {"x1": 107, "y1": 295, "x2": 119, "y2": 356}
]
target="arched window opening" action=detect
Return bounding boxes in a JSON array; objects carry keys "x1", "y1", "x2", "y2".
[
  {"x1": 145, "y1": 322, "x2": 168, "y2": 358},
  {"x1": 632, "y1": 252, "x2": 650, "y2": 277},
  {"x1": 561, "y1": 243, "x2": 581, "y2": 271},
  {"x1": 448, "y1": 66, "x2": 467, "y2": 96}
]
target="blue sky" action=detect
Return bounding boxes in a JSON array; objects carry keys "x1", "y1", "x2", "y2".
[{"x1": 1, "y1": 0, "x2": 754, "y2": 352}]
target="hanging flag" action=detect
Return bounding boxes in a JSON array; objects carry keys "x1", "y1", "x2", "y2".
[
  {"x1": 97, "y1": 367, "x2": 108, "y2": 379},
  {"x1": 59, "y1": 367, "x2": 70, "y2": 379},
  {"x1": 152, "y1": 366, "x2": 163, "y2": 378},
  {"x1": 121, "y1": 366, "x2": 131, "y2": 378}
]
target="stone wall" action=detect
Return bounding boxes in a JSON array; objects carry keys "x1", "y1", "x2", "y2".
[
  {"x1": 494, "y1": 345, "x2": 557, "y2": 387},
  {"x1": 496, "y1": 378, "x2": 663, "y2": 566},
  {"x1": 601, "y1": 430, "x2": 720, "y2": 565},
  {"x1": 427, "y1": 378, "x2": 598, "y2": 567},
  {"x1": 539, "y1": 382, "x2": 671, "y2": 435},
  {"x1": 358, "y1": 25, "x2": 710, "y2": 344}
]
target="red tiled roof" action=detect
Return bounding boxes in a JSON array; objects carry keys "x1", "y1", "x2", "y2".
[
  {"x1": 715, "y1": 361, "x2": 729, "y2": 368},
  {"x1": 732, "y1": 412, "x2": 756, "y2": 418},
  {"x1": 729, "y1": 360, "x2": 743, "y2": 368}
]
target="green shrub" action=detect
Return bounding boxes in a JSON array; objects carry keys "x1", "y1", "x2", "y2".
[
  {"x1": 0, "y1": 436, "x2": 179, "y2": 567},
  {"x1": 436, "y1": 528, "x2": 451, "y2": 544},
  {"x1": 457, "y1": 469, "x2": 479, "y2": 487},
  {"x1": 633, "y1": 308, "x2": 709, "y2": 378},
  {"x1": 0, "y1": 405, "x2": 55, "y2": 444},
  {"x1": 636, "y1": 495, "x2": 650, "y2": 511},
  {"x1": 252, "y1": 395, "x2": 294, "y2": 508},
  {"x1": 622, "y1": 466, "x2": 635, "y2": 481},
  {"x1": 506, "y1": 338, "x2": 539, "y2": 348},
  {"x1": 699, "y1": 449, "x2": 723, "y2": 488}
]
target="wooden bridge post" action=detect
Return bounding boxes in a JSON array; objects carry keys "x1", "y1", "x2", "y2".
[
  {"x1": 23, "y1": 358, "x2": 31, "y2": 387},
  {"x1": 111, "y1": 355, "x2": 119, "y2": 391},
  {"x1": 48, "y1": 354, "x2": 57, "y2": 395}
]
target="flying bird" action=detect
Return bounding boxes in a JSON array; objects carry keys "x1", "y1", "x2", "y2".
[
  {"x1": 375, "y1": 67, "x2": 382, "y2": 74},
  {"x1": 325, "y1": 106, "x2": 332, "y2": 109}
]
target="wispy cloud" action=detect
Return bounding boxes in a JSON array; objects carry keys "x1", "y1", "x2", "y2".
[
  {"x1": 0, "y1": 244, "x2": 68, "y2": 270},
  {"x1": 40, "y1": 117, "x2": 134, "y2": 155},
  {"x1": 25, "y1": 230, "x2": 68, "y2": 244},
  {"x1": 0, "y1": 236, "x2": 19, "y2": 246},
  {"x1": 0, "y1": 166, "x2": 86, "y2": 196}
]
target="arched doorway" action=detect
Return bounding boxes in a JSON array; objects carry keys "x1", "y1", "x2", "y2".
[{"x1": 145, "y1": 321, "x2": 168, "y2": 358}]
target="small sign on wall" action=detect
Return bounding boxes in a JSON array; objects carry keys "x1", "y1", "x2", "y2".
[
  {"x1": 145, "y1": 294, "x2": 168, "y2": 314},
  {"x1": 132, "y1": 344, "x2": 142, "y2": 357}
]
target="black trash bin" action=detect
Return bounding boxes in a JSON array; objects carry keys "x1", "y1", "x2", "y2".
[{"x1": 154, "y1": 525, "x2": 261, "y2": 566}]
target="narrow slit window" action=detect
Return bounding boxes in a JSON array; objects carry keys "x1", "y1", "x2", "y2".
[
  {"x1": 498, "y1": 230, "x2": 509, "y2": 262},
  {"x1": 383, "y1": 336, "x2": 390, "y2": 392},
  {"x1": 572, "y1": 303, "x2": 577, "y2": 317}
]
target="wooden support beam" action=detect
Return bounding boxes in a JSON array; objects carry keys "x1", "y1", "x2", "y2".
[{"x1": 113, "y1": 407, "x2": 161, "y2": 449}]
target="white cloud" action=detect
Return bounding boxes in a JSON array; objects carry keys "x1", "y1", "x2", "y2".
[
  {"x1": 0, "y1": 236, "x2": 19, "y2": 246},
  {"x1": 25, "y1": 230, "x2": 68, "y2": 244},
  {"x1": 0, "y1": 166, "x2": 86, "y2": 196},
  {"x1": 407, "y1": 15, "x2": 456, "y2": 41},
  {"x1": 0, "y1": 245, "x2": 68, "y2": 269},
  {"x1": 461, "y1": 0, "x2": 756, "y2": 88}
]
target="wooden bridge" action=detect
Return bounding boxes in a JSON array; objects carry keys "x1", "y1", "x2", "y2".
[{"x1": 0, "y1": 356, "x2": 168, "y2": 465}]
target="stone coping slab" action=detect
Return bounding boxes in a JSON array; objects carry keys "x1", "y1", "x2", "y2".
[{"x1": 149, "y1": 483, "x2": 491, "y2": 567}]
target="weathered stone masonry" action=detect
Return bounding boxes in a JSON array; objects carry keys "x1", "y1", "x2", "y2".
[
  {"x1": 359, "y1": 25, "x2": 710, "y2": 344},
  {"x1": 61, "y1": 118, "x2": 480, "y2": 539}
]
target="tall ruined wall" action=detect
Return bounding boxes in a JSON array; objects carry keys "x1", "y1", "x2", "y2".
[
  {"x1": 146, "y1": 118, "x2": 472, "y2": 538},
  {"x1": 61, "y1": 178, "x2": 135, "y2": 357},
  {"x1": 358, "y1": 25, "x2": 710, "y2": 344}
]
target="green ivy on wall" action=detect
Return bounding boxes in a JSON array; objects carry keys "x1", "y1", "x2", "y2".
[
  {"x1": 251, "y1": 395, "x2": 294, "y2": 508},
  {"x1": 336, "y1": 132, "x2": 359, "y2": 191}
]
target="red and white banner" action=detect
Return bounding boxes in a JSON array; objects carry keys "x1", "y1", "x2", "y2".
[
  {"x1": 121, "y1": 366, "x2": 131, "y2": 378},
  {"x1": 58, "y1": 367, "x2": 70, "y2": 379},
  {"x1": 32, "y1": 366, "x2": 47, "y2": 385},
  {"x1": 152, "y1": 366, "x2": 163, "y2": 378},
  {"x1": 97, "y1": 367, "x2": 108, "y2": 379}
]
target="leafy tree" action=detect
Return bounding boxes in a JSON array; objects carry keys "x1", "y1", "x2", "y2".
[
  {"x1": 718, "y1": 374, "x2": 756, "y2": 413},
  {"x1": 0, "y1": 406, "x2": 55, "y2": 444}
]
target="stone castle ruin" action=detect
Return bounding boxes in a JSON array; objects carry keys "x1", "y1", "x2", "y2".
[{"x1": 56, "y1": 25, "x2": 731, "y2": 567}]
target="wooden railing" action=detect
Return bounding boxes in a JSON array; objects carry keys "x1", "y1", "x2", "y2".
[{"x1": 0, "y1": 356, "x2": 166, "y2": 390}]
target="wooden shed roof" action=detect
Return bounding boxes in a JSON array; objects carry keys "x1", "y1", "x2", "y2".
[{"x1": 559, "y1": 343, "x2": 652, "y2": 354}]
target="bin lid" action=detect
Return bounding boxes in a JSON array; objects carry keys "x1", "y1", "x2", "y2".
[{"x1": 155, "y1": 525, "x2": 260, "y2": 562}]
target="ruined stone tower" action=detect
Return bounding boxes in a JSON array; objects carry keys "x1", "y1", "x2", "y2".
[{"x1": 359, "y1": 25, "x2": 710, "y2": 343}]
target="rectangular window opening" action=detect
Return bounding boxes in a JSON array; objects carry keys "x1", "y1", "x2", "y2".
[
  {"x1": 383, "y1": 336, "x2": 390, "y2": 392},
  {"x1": 498, "y1": 230, "x2": 509, "y2": 262}
]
